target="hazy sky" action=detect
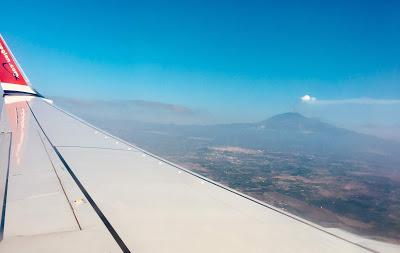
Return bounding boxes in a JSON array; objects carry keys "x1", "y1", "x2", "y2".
[{"x1": 1, "y1": 1, "x2": 399, "y2": 134}]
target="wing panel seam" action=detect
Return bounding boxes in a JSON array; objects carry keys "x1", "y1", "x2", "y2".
[
  {"x1": 26, "y1": 102, "x2": 131, "y2": 253},
  {"x1": 36, "y1": 130, "x2": 82, "y2": 230}
]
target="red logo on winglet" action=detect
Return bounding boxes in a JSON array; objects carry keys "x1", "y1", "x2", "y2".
[{"x1": 0, "y1": 37, "x2": 28, "y2": 85}]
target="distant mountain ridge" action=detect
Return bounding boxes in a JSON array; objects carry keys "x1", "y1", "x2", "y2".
[
  {"x1": 259, "y1": 112, "x2": 339, "y2": 132},
  {"x1": 50, "y1": 96, "x2": 400, "y2": 167},
  {"x1": 87, "y1": 111, "x2": 400, "y2": 169}
]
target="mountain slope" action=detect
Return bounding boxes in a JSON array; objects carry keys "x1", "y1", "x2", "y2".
[{"x1": 87, "y1": 112, "x2": 400, "y2": 168}]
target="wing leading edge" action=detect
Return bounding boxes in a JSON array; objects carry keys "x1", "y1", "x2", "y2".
[{"x1": 0, "y1": 35, "x2": 399, "y2": 253}]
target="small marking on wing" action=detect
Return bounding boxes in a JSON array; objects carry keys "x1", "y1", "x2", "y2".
[{"x1": 73, "y1": 198, "x2": 86, "y2": 206}]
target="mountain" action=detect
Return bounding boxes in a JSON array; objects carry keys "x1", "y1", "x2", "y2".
[
  {"x1": 224, "y1": 113, "x2": 398, "y2": 164},
  {"x1": 88, "y1": 112, "x2": 400, "y2": 169},
  {"x1": 259, "y1": 112, "x2": 340, "y2": 132},
  {"x1": 53, "y1": 96, "x2": 400, "y2": 164}
]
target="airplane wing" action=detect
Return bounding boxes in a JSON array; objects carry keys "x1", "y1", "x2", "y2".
[{"x1": 0, "y1": 35, "x2": 398, "y2": 253}]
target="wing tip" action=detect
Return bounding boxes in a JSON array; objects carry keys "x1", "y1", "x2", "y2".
[{"x1": 0, "y1": 34, "x2": 40, "y2": 97}]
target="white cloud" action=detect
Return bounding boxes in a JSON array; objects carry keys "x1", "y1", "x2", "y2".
[
  {"x1": 300, "y1": 94, "x2": 317, "y2": 103},
  {"x1": 300, "y1": 95, "x2": 400, "y2": 105},
  {"x1": 314, "y1": 98, "x2": 400, "y2": 105}
]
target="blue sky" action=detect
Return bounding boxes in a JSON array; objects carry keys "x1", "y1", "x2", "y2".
[{"x1": 1, "y1": 1, "x2": 400, "y2": 130}]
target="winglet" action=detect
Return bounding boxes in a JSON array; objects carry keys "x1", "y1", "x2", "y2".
[{"x1": 0, "y1": 34, "x2": 40, "y2": 97}]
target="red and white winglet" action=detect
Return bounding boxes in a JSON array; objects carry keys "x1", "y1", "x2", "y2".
[{"x1": 0, "y1": 34, "x2": 40, "y2": 96}]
